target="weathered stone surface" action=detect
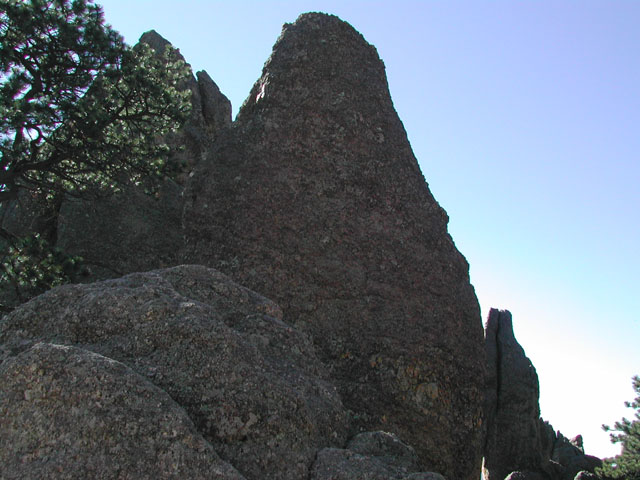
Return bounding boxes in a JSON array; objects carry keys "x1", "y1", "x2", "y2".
[
  {"x1": 311, "y1": 449, "x2": 404, "y2": 480},
  {"x1": 484, "y1": 309, "x2": 550, "y2": 480},
  {"x1": 197, "y1": 70, "x2": 233, "y2": 139},
  {"x1": 0, "y1": 265, "x2": 347, "y2": 480},
  {"x1": 56, "y1": 179, "x2": 184, "y2": 279},
  {"x1": 183, "y1": 13, "x2": 485, "y2": 480},
  {"x1": 550, "y1": 432, "x2": 602, "y2": 480},
  {"x1": 0, "y1": 342, "x2": 245, "y2": 480},
  {"x1": 347, "y1": 431, "x2": 421, "y2": 471},
  {"x1": 310, "y1": 431, "x2": 446, "y2": 480}
]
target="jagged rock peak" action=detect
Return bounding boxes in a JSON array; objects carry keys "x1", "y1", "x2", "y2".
[
  {"x1": 238, "y1": 12, "x2": 391, "y2": 122},
  {"x1": 138, "y1": 29, "x2": 232, "y2": 145},
  {"x1": 139, "y1": 29, "x2": 172, "y2": 53},
  {"x1": 184, "y1": 12, "x2": 485, "y2": 480}
]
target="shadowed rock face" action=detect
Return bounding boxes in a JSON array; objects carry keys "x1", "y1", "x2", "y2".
[
  {"x1": 55, "y1": 31, "x2": 232, "y2": 280},
  {"x1": 484, "y1": 309, "x2": 547, "y2": 480},
  {"x1": 183, "y1": 13, "x2": 485, "y2": 479},
  {"x1": 484, "y1": 309, "x2": 604, "y2": 480}
]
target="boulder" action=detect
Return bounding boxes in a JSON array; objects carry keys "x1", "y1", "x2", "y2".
[
  {"x1": 0, "y1": 342, "x2": 245, "y2": 480},
  {"x1": 310, "y1": 431, "x2": 446, "y2": 480},
  {"x1": 183, "y1": 13, "x2": 485, "y2": 480},
  {"x1": 0, "y1": 265, "x2": 347, "y2": 480}
]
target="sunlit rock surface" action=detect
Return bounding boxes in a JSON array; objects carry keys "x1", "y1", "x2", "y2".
[{"x1": 183, "y1": 13, "x2": 485, "y2": 480}]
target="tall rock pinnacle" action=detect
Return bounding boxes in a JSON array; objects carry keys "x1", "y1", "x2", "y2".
[
  {"x1": 183, "y1": 13, "x2": 486, "y2": 479},
  {"x1": 484, "y1": 309, "x2": 548, "y2": 479}
]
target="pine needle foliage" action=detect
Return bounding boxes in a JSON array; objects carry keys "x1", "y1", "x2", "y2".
[
  {"x1": 0, "y1": 0, "x2": 192, "y2": 304},
  {"x1": 0, "y1": 0, "x2": 191, "y2": 202},
  {"x1": 598, "y1": 375, "x2": 640, "y2": 479}
]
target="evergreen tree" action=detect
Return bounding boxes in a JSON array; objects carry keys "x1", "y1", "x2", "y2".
[
  {"x1": 598, "y1": 375, "x2": 640, "y2": 479},
  {"x1": 0, "y1": 0, "x2": 191, "y2": 303}
]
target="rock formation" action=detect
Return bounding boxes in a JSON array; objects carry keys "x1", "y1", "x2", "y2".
[
  {"x1": 0, "y1": 342, "x2": 246, "y2": 480},
  {"x1": 182, "y1": 13, "x2": 485, "y2": 480},
  {"x1": 0, "y1": 30, "x2": 232, "y2": 287},
  {"x1": 0, "y1": 12, "x2": 605, "y2": 480},
  {"x1": 0, "y1": 265, "x2": 347, "y2": 480},
  {"x1": 549, "y1": 432, "x2": 602, "y2": 480},
  {"x1": 484, "y1": 308, "x2": 549, "y2": 479},
  {"x1": 484, "y1": 309, "x2": 602, "y2": 480},
  {"x1": 54, "y1": 31, "x2": 232, "y2": 280}
]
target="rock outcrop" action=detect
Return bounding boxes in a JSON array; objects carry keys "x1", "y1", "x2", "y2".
[
  {"x1": 0, "y1": 265, "x2": 347, "y2": 480},
  {"x1": 183, "y1": 13, "x2": 485, "y2": 480},
  {"x1": 139, "y1": 30, "x2": 232, "y2": 182},
  {"x1": 0, "y1": 31, "x2": 232, "y2": 287},
  {"x1": 484, "y1": 309, "x2": 549, "y2": 479},
  {"x1": 0, "y1": 342, "x2": 246, "y2": 480},
  {"x1": 484, "y1": 309, "x2": 602, "y2": 480},
  {"x1": 549, "y1": 432, "x2": 602, "y2": 480},
  {"x1": 53, "y1": 31, "x2": 232, "y2": 280},
  {"x1": 5, "y1": 13, "x2": 607, "y2": 480}
]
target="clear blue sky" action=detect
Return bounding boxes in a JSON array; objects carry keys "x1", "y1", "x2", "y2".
[{"x1": 98, "y1": 0, "x2": 640, "y2": 459}]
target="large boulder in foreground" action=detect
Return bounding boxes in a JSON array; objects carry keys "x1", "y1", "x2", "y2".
[
  {"x1": 183, "y1": 13, "x2": 485, "y2": 480},
  {"x1": 0, "y1": 265, "x2": 347, "y2": 480},
  {"x1": 0, "y1": 342, "x2": 245, "y2": 480}
]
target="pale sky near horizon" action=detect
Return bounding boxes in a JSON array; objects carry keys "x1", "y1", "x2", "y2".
[{"x1": 98, "y1": 0, "x2": 640, "y2": 460}]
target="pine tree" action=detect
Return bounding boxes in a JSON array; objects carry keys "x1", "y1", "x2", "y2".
[
  {"x1": 598, "y1": 375, "x2": 640, "y2": 479},
  {"x1": 0, "y1": 0, "x2": 191, "y2": 303}
]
